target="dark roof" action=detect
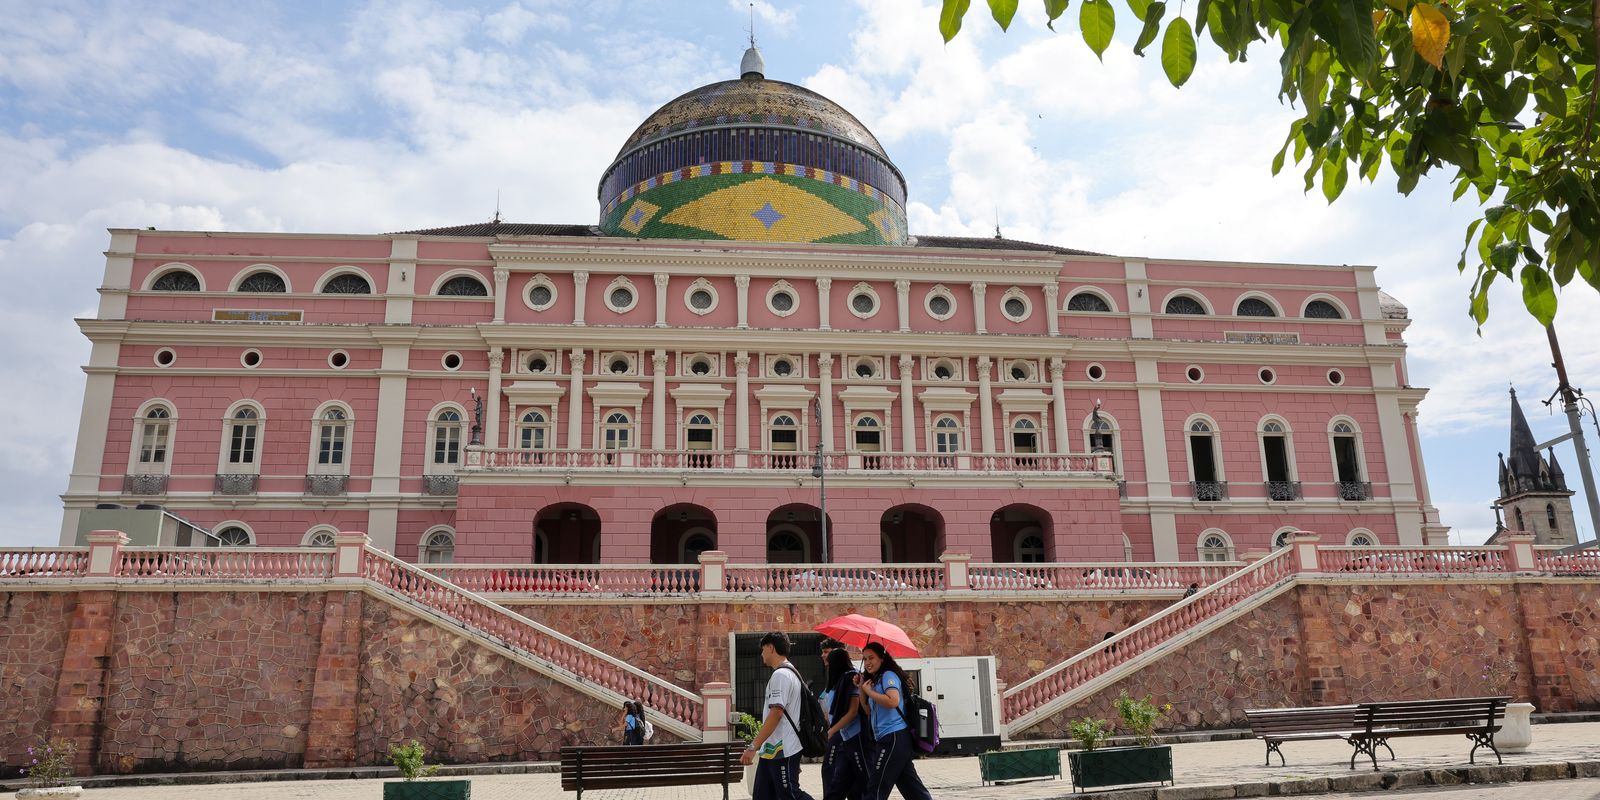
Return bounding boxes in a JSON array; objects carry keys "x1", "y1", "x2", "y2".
[{"x1": 395, "y1": 222, "x2": 1105, "y2": 256}]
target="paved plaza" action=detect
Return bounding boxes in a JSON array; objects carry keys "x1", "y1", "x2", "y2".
[{"x1": 52, "y1": 722, "x2": 1600, "y2": 800}]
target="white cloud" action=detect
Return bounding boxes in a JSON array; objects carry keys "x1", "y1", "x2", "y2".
[{"x1": 731, "y1": 0, "x2": 797, "y2": 32}]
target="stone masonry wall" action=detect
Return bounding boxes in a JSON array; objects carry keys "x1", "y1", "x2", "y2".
[{"x1": 0, "y1": 592, "x2": 74, "y2": 771}]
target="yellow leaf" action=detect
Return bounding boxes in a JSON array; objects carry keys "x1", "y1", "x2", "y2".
[
  {"x1": 1373, "y1": 9, "x2": 1386, "y2": 30},
  {"x1": 1411, "y1": 3, "x2": 1449, "y2": 69}
]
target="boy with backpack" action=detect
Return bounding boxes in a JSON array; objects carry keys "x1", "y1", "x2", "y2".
[{"x1": 740, "y1": 631, "x2": 820, "y2": 800}]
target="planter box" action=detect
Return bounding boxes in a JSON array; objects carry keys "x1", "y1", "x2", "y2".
[
  {"x1": 979, "y1": 747, "x2": 1061, "y2": 785},
  {"x1": 1067, "y1": 745, "x2": 1173, "y2": 792},
  {"x1": 382, "y1": 780, "x2": 471, "y2": 800}
]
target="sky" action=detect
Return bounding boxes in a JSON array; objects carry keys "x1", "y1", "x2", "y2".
[{"x1": 1, "y1": 0, "x2": 1597, "y2": 548}]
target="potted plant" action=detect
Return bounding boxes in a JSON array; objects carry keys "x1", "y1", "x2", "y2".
[
  {"x1": 383, "y1": 741, "x2": 469, "y2": 800},
  {"x1": 16, "y1": 738, "x2": 81, "y2": 799},
  {"x1": 979, "y1": 743, "x2": 1061, "y2": 785},
  {"x1": 1065, "y1": 694, "x2": 1174, "y2": 792},
  {"x1": 1483, "y1": 655, "x2": 1535, "y2": 753}
]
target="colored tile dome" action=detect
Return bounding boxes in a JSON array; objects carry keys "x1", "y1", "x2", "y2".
[{"x1": 597, "y1": 49, "x2": 908, "y2": 245}]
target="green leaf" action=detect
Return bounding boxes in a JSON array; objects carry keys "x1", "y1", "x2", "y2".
[
  {"x1": 1126, "y1": 0, "x2": 1151, "y2": 23},
  {"x1": 988, "y1": 0, "x2": 1019, "y2": 30},
  {"x1": 1046, "y1": 0, "x2": 1070, "y2": 24},
  {"x1": 1081, "y1": 0, "x2": 1117, "y2": 60},
  {"x1": 1161, "y1": 17, "x2": 1197, "y2": 87},
  {"x1": 1520, "y1": 265, "x2": 1557, "y2": 326},
  {"x1": 940, "y1": 0, "x2": 972, "y2": 42},
  {"x1": 1322, "y1": 157, "x2": 1349, "y2": 202},
  {"x1": 1133, "y1": 1, "x2": 1166, "y2": 55},
  {"x1": 1334, "y1": 0, "x2": 1380, "y2": 76},
  {"x1": 1195, "y1": 0, "x2": 1213, "y2": 35},
  {"x1": 1490, "y1": 241, "x2": 1520, "y2": 271},
  {"x1": 1470, "y1": 276, "x2": 1491, "y2": 326}
]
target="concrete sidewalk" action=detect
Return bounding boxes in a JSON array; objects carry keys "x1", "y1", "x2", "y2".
[{"x1": 26, "y1": 721, "x2": 1599, "y2": 800}]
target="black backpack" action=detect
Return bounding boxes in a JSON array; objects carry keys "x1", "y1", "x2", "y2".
[{"x1": 776, "y1": 665, "x2": 829, "y2": 758}]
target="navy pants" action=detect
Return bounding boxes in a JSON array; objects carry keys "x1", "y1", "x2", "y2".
[
  {"x1": 754, "y1": 752, "x2": 815, "y2": 800},
  {"x1": 823, "y1": 733, "x2": 869, "y2": 800},
  {"x1": 867, "y1": 728, "x2": 933, "y2": 800}
]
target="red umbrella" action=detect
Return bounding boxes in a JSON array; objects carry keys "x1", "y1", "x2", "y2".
[{"x1": 814, "y1": 614, "x2": 920, "y2": 658}]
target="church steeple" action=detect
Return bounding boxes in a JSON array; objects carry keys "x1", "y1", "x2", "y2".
[
  {"x1": 1496, "y1": 386, "x2": 1577, "y2": 545},
  {"x1": 1507, "y1": 387, "x2": 1542, "y2": 491}
]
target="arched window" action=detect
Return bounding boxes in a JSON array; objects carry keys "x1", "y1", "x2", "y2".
[
  {"x1": 1515, "y1": 507, "x2": 1526, "y2": 531},
  {"x1": 315, "y1": 408, "x2": 349, "y2": 469},
  {"x1": 1066, "y1": 292, "x2": 1111, "y2": 312},
  {"x1": 151, "y1": 270, "x2": 201, "y2": 291},
  {"x1": 685, "y1": 412, "x2": 716, "y2": 467},
  {"x1": 1187, "y1": 419, "x2": 1223, "y2": 500},
  {"x1": 853, "y1": 415, "x2": 881, "y2": 451},
  {"x1": 602, "y1": 412, "x2": 633, "y2": 461},
  {"x1": 1330, "y1": 419, "x2": 1367, "y2": 499},
  {"x1": 1198, "y1": 531, "x2": 1234, "y2": 562},
  {"x1": 216, "y1": 526, "x2": 253, "y2": 547},
  {"x1": 1304, "y1": 299, "x2": 1344, "y2": 319},
  {"x1": 237, "y1": 271, "x2": 287, "y2": 293},
  {"x1": 227, "y1": 407, "x2": 260, "y2": 467},
  {"x1": 1164, "y1": 295, "x2": 1207, "y2": 315},
  {"x1": 681, "y1": 532, "x2": 716, "y2": 564},
  {"x1": 421, "y1": 529, "x2": 455, "y2": 564},
  {"x1": 767, "y1": 529, "x2": 808, "y2": 563},
  {"x1": 1547, "y1": 503, "x2": 1559, "y2": 533},
  {"x1": 768, "y1": 414, "x2": 800, "y2": 468},
  {"x1": 304, "y1": 528, "x2": 337, "y2": 548},
  {"x1": 432, "y1": 410, "x2": 462, "y2": 466},
  {"x1": 1121, "y1": 533, "x2": 1135, "y2": 562},
  {"x1": 1273, "y1": 528, "x2": 1296, "y2": 549},
  {"x1": 1346, "y1": 530, "x2": 1376, "y2": 546},
  {"x1": 1236, "y1": 297, "x2": 1277, "y2": 317},
  {"x1": 934, "y1": 416, "x2": 961, "y2": 465},
  {"x1": 437, "y1": 275, "x2": 488, "y2": 296},
  {"x1": 1015, "y1": 530, "x2": 1046, "y2": 562},
  {"x1": 1260, "y1": 419, "x2": 1296, "y2": 500},
  {"x1": 136, "y1": 406, "x2": 173, "y2": 469},
  {"x1": 321, "y1": 273, "x2": 372, "y2": 294},
  {"x1": 1011, "y1": 417, "x2": 1039, "y2": 453},
  {"x1": 1088, "y1": 415, "x2": 1116, "y2": 470},
  {"x1": 517, "y1": 410, "x2": 549, "y2": 460}
]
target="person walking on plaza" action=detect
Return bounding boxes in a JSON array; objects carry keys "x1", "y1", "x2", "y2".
[
  {"x1": 739, "y1": 632, "x2": 817, "y2": 800},
  {"x1": 821, "y1": 646, "x2": 868, "y2": 800},
  {"x1": 856, "y1": 641, "x2": 933, "y2": 800},
  {"x1": 620, "y1": 701, "x2": 644, "y2": 746}
]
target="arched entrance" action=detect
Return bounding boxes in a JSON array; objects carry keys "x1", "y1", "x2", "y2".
[
  {"x1": 990, "y1": 504, "x2": 1053, "y2": 562},
  {"x1": 880, "y1": 504, "x2": 945, "y2": 563},
  {"x1": 766, "y1": 504, "x2": 832, "y2": 563},
  {"x1": 650, "y1": 504, "x2": 718, "y2": 564},
  {"x1": 532, "y1": 503, "x2": 602, "y2": 563}
]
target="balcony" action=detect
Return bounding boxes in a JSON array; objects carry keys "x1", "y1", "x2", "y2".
[
  {"x1": 1265, "y1": 481, "x2": 1303, "y2": 501},
  {"x1": 1338, "y1": 481, "x2": 1373, "y2": 501},
  {"x1": 305, "y1": 474, "x2": 349, "y2": 497},
  {"x1": 469, "y1": 447, "x2": 1111, "y2": 475},
  {"x1": 214, "y1": 473, "x2": 258, "y2": 495},
  {"x1": 122, "y1": 474, "x2": 168, "y2": 495},
  {"x1": 1190, "y1": 480, "x2": 1228, "y2": 502},
  {"x1": 423, "y1": 474, "x2": 459, "y2": 496}
]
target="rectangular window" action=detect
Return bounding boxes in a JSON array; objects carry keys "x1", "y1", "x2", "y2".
[
  {"x1": 1334, "y1": 436, "x2": 1361, "y2": 482},
  {"x1": 434, "y1": 426, "x2": 459, "y2": 465},
  {"x1": 139, "y1": 423, "x2": 168, "y2": 464},
  {"x1": 1189, "y1": 436, "x2": 1217, "y2": 482},
  {"x1": 229, "y1": 422, "x2": 257, "y2": 464},
  {"x1": 319, "y1": 424, "x2": 346, "y2": 466},
  {"x1": 1263, "y1": 436, "x2": 1290, "y2": 482}
]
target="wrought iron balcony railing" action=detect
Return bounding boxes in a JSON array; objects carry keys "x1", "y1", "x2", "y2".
[
  {"x1": 214, "y1": 473, "x2": 258, "y2": 495},
  {"x1": 122, "y1": 473, "x2": 168, "y2": 495},
  {"x1": 1266, "y1": 481, "x2": 1303, "y2": 501},
  {"x1": 1338, "y1": 481, "x2": 1373, "y2": 501},
  {"x1": 1190, "y1": 480, "x2": 1228, "y2": 502},
  {"x1": 422, "y1": 474, "x2": 459, "y2": 496},
  {"x1": 305, "y1": 474, "x2": 349, "y2": 497}
]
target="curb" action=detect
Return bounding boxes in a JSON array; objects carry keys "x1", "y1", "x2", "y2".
[
  {"x1": 0, "y1": 760, "x2": 560, "y2": 791},
  {"x1": 1062, "y1": 759, "x2": 1600, "y2": 799}
]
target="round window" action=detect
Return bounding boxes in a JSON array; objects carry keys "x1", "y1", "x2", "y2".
[
  {"x1": 529, "y1": 285, "x2": 553, "y2": 308},
  {"x1": 771, "y1": 291, "x2": 794, "y2": 312},
  {"x1": 155, "y1": 348, "x2": 176, "y2": 367},
  {"x1": 933, "y1": 364, "x2": 953, "y2": 380},
  {"x1": 328, "y1": 351, "x2": 349, "y2": 369},
  {"x1": 1328, "y1": 369, "x2": 1345, "y2": 386},
  {"x1": 1004, "y1": 297, "x2": 1027, "y2": 318},
  {"x1": 852, "y1": 293, "x2": 876, "y2": 314},
  {"x1": 1010, "y1": 365, "x2": 1028, "y2": 381},
  {"x1": 1087, "y1": 364, "x2": 1105, "y2": 381},
  {"x1": 442, "y1": 352, "x2": 462, "y2": 371},
  {"x1": 1186, "y1": 366, "x2": 1204, "y2": 383},
  {"x1": 690, "y1": 359, "x2": 711, "y2": 375},
  {"x1": 609, "y1": 287, "x2": 634, "y2": 309},
  {"x1": 528, "y1": 355, "x2": 548, "y2": 373},
  {"x1": 610, "y1": 358, "x2": 630, "y2": 374},
  {"x1": 929, "y1": 295, "x2": 951, "y2": 316},
  {"x1": 855, "y1": 361, "x2": 875, "y2": 378},
  {"x1": 1259, "y1": 368, "x2": 1276, "y2": 384},
  {"x1": 772, "y1": 359, "x2": 793, "y2": 377},
  {"x1": 689, "y1": 289, "x2": 713, "y2": 310},
  {"x1": 241, "y1": 349, "x2": 262, "y2": 368}
]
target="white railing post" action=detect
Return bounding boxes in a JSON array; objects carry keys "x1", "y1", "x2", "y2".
[
  {"x1": 1503, "y1": 532, "x2": 1537, "y2": 571},
  {"x1": 701, "y1": 682, "x2": 734, "y2": 742},
  {"x1": 85, "y1": 529, "x2": 128, "y2": 577},
  {"x1": 335, "y1": 531, "x2": 370, "y2": 578},
  {"x1": 699, "y1": 550, "x2": 728, "y2": 592},
  {"x1": 1291, "y1": 531, "x2": 1321, "y2": 573},
  {"x1": 940, "y1": 551, "x2": 971, "y2": 591}
]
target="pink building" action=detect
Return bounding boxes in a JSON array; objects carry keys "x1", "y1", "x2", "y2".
[{"x1": 60, "y1": 51, "x2": 1449, "y2": 565}]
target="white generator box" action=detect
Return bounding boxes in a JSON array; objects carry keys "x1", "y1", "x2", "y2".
[{"x1": 898, "y1": 655, "x2": 1003, "y2": 755}]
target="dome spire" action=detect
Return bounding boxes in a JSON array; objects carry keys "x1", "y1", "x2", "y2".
[{"x1": 741, "y1": 2, "x2": 764, "y2": 80}]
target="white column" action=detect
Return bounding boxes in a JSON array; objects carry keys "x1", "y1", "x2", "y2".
[
  {"x1": 1044, "y1": 283, "x2": 1060, "y2": 336},
  {"x1": 899, "y1": 354, "x2": 916, "y2": 452},
  {"x1": 1050, "y1": 357, "x2": 1070, "y2": 454},
  {"x1": 735, "y1": 353, "x2": 751, "y2": 466},
  {"x1": 493, "y1": 268, "x2": 510, "y2": 323},
  {"x1": 736, "y1": 275, "x2": 751, "y2": 329},
  {"x1": 651, "y1": 351, "x2": 668, "y2": 451},
  {"x1": 971, "y1": 283, "x2": 988, "y2": 334},
  {"x1": 383, "y1": 237, "x2": 417, "y2": 325},
  {"x1": 816, "y1": 278, "x2": 832, "y2": 330},
  {"x1": 818, "y1": 353, "x2": 835, "y2": 450},
  {"x1": 895, "y1": 279, "x2": 911, "y2": 332},
  {"x1": 977, "y1": 356, "x2": 996, "y2": 453},
  {"x1": 654, "y1": 273, "x2": 669, "y2": 327},
  {"x1": 60, "y1": 339, "x2": 122, "y2": 544},
  {"x1": 486, "y1": 349, "x2": 504, "y2": 449},
  {"x1": 95, "y1": 230, "x2": 136, "y2": 319},
  {"x1": 567, "y1": 350, "x2": 586, "y2": 450},
  {"x1": 1125, "y1": 260, "x2": 1153, "y2": 339},
  {"x1": 368, "y1": 338, "x2": 412, "y2": 553},
  {"x1": 572, "y1": 271, "x2": 589, "y2": 326}
]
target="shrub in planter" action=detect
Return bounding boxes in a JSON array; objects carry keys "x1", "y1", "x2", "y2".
[
  {"x1": 16, "y1": 738, "x2": 81, "y2": 799},
  {"x1": 1065, "y1": 696, "x2": 1175, "y2": 791},
  {"x1": 383, "y1": 741, "x2": 470, "y2": 800}
]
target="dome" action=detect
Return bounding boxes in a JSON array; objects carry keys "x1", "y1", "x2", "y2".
[{"x1": 598, "y1": 61, "x2": 907, "y2": 245}]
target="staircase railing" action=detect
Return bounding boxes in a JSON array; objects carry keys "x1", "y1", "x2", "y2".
[
  {"x1": 360, "y1": 547, "x2": 703, "y2": 728},
  {"x1": 1002, "y1": 547, "x2": 1296, "y2": 727}
]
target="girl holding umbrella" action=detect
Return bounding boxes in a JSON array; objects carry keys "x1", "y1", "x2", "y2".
[{"x1": 814, "y1": 614, "x2": 933, "y2": 800}]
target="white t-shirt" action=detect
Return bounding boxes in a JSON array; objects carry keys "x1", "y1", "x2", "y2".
[{"x1": 760, "y1": 661, "x2": 804, "y2": 760}]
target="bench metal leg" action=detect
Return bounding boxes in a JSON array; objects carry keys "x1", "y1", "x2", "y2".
[
  {"x1": 1265, "y1": 740, "x2": 1285, "y2": 767},
  {"x1": 1467, "y1": 732, "x2": 1502, "y2": 765},
  {"x1": 1349, "y1": 738, "x2": 1384, "y2": 771},
  {"x1": 1381, "y1": 740, "x2": 1396, "y2": 761}
]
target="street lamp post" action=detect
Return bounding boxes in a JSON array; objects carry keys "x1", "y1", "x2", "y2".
[{"x1": 813, "y1": 396, "x2": 829, "y2": 564}]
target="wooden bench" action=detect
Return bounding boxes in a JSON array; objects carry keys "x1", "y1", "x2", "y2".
[
  {"x1": 1243, "y1": 704, "x2": 1365, "y2": 766},
  {"x1": 1347, "y1": 696, "x2": 1508, "y2": 771},
  {"x1": 559, "y1": 742, "x2": 742, "y2": 799}
]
